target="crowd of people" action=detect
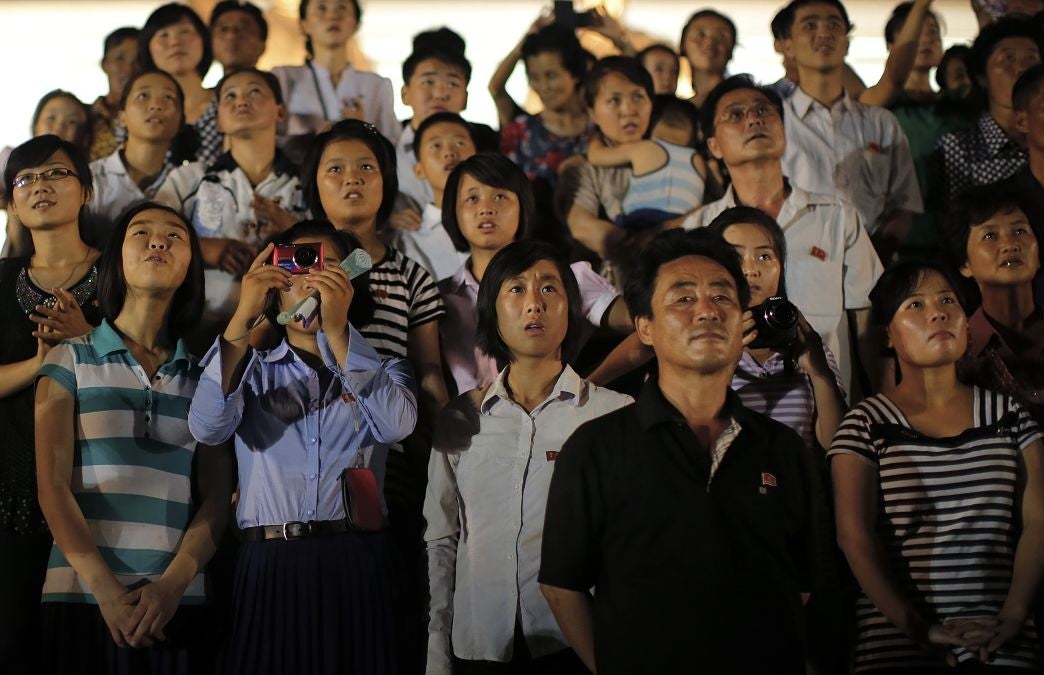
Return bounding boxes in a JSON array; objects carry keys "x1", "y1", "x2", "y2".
[{"x1": 1, "y1": 0, "x2": 1043, "y2": 673}]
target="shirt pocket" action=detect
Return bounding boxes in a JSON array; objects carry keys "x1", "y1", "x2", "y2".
[{"x1": 859, "y1": 148, "x2": 892, "y2": 197}]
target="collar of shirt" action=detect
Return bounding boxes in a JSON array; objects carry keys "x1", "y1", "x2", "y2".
[
  {"x1": 206, "y1": 150, "x2": 298, "y2": 178},
  {"x1": 447, "y1": 261, "x2": 479, "y2": 295},
  {"x1": 977, "y1": 114, "x2": 1023, "y2": 159},
  {"x1": 419, "y1": 202, "x2": 443, "y2": 233},
  {"x1": 480, "y1": 365, "x2": 585, "y2": 414},
  {"x1": 736, "y1": 350, "x2": 787, "y2": 378},
  {"x1": 968, "y1": 305, "x2": 1044, "y2": 357},
  {"x1": 93, "y1": 319, "x2": 192, "y2": 367},
  {"x1": 790, "y1": 86, "x2": 855, "y2": 119},
  {"x1": 717, "y1": 179, "x2": 833, "y2": 226},
  {"x1": 636, "y1": 376, "x2": 752, "y2": 431},
  {"x1": 398, "y1": 123, "x2": 416, "y2": 153}
]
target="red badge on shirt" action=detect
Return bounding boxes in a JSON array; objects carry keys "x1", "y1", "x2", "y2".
[
  {"x1": 866, "y1": 142, "x2": 882, "y2": 154},
  {"x1": 761, "y1": 472, "x2": 778, "y2": 488},
  {"x1": 546, "y1": 451, "x2": 559, "y2": 462},
  {"x1": 810, "y1": 246, "x2": 828, "y2": 261}
]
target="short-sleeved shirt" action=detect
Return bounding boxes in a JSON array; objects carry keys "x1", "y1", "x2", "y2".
[
  {"x1": 782, "y1": 88, "x2": 923, "y2": 235},
  {"x1": 38, "y1": 320, "x2": 205, "y2": 604},
  {"x1": 555, "y1": 155, "x2": 631, "y2": 224},
  {"x1": 438, "y1": 260, "x2": 619, "y2": 395},
  {"x1": 87, "y1": 149, "x2": 175, "y2": 243},
  {"x1": 683, "y1": 183, "x2": 883, "y2": 391},
  {"x1": 538, "y1": 380, "x2": 831, "y2": 674},
  {"x1": 827, "y1": 388, "x2": 1042, "y2": 672},
  {"x1": 362, "y1": 247, "x2": 444, "y2": 360},
  {"x1": 389, "y1": 203, "x2": 467, "y2": 283},
  {"x1": 934, "y1": 113, "x2": 1026, "y2": 202},
  {"x1": 500, "y1": 113, "x2": 589, "y2": 190},
  {"x1": 272, "y1": 63, "x2": 400, "y2": 144}
]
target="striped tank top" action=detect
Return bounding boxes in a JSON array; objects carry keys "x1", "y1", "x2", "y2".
[{"x1": 621, "y1": 139, "x2": 705, "y2": 217}]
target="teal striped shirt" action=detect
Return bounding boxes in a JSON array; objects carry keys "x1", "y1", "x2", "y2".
[{"x1": 38, "y1": 320, "x2": 205, "y2": 605}]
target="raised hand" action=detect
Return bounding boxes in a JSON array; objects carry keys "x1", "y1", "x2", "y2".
[
  {"x1": 224, "y1": 244, "x2": 291, "y2": 341},
  {"x1": 303, "y1": 264, "x2": 354, "y2": 339},
  {"x1": 31, "y1": 287, "x2": 92, "y2": 343}
]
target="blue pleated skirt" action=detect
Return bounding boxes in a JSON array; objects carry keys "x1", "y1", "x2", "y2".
[{"x1": 225, "y1": 530, "x2": 397, "y2": 675}]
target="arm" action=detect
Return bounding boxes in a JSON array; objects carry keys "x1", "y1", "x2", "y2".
[
  {"x1": 540, "y1": 585, "x2": 598, "y2": 672},
  {"x1": 842, "y1": 64, "x2": 868, "y2": 100},
  {"x1": 586, "y1": 332, "x2": 653, "y2": 387},
  {"x1": 871, "y1": 210, "x2": 914, "y2": 266},
  {"x1": 851, "y1": 308, "x2": 883, "y2": 398},
  {"x1": 0, "y1": 339, "x2": 49, "y2": 398},
  {"x1": 859, "y1": 0, "x2": 932, "y2": 107},
  {"x1": 408, "y1": 320, "x2": 450, "y2": 416},
  {"x1": 794, "y1": 317, "x2": 847, "y2": 450},
  {"x1": 566, "y1": 204, "x2": 615, "y2": 259},
  {"x1": 602, "y1": 298, "x2": 632, "y2": 333},
  {"x1": 489, "y1": 14, "x2": 553, "y2": 129},
  {"x1": 586, "y1": 135, "x2": 641, "y2": 169},
  {"x1": 423, "y1": 426, "x2": 462, "y2": 675}
]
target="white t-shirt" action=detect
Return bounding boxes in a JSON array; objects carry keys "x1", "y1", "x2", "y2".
[{"x1": 389, "y1": 202, "x2": 466, "y2": 283}]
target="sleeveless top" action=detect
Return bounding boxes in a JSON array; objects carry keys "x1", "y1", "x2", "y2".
[{"x1": 621, "y1": 139, "x2": 705, "y2": 217}]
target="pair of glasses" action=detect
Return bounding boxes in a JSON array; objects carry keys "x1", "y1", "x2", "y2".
[
  {"x1": 12, "y1": 167, "x2": 78, "y2": 190},
  {"x1": 717, "y1": 104, "x2": 779, "y2": 126}
]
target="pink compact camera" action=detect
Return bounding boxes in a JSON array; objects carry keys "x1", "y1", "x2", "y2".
[{"x1": 272, "y1": 242, "x2": 325, "y2": 274}]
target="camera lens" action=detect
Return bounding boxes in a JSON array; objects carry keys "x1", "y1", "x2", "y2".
[
  {"x1": 762, "y1": 297, "x2": 799, "y2": 330},
  {"x1": 293, "y1": 246, "x2": 319, "y2": 269}
]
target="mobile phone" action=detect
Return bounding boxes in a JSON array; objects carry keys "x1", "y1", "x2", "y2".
[{"x1": 554, "y1": 0, "x2": 595, "y2": 28}]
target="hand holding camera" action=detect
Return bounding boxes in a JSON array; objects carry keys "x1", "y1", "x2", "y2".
[
  {"x1": 302, "y1": 257, "x2": 355, "y2": 339},
  {"x1": 226, "y1": 244, "x2": 292, "y2": 341}
]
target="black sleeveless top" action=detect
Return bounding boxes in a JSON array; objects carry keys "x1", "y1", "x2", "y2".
[{"x1": 0, "y1": 257, "x2": 100, "y2": 535}]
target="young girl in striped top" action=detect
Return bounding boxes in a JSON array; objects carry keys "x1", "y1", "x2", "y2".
[{"x1": 830, "y1": 261, "x2": 1044, "y2": 673}]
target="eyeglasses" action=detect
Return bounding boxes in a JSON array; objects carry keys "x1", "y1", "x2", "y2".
[
  {"x1": 716, "y1": 104, "x2": 779, "y2": 126},
  {"x1": 12, "y1": 167, "x2": 78, "y2": 190}
]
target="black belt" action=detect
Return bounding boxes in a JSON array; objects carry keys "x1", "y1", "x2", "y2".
[{"x1": 242, "y1": 519, "x2": 351, "y2": 542}]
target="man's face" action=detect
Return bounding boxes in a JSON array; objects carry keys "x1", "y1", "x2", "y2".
[
  {"x1": 961, "y1": 207, "x2": 1040, "y2": 288},
  {"x1": 706, "y1": 88, "x2": 785, "y2": 166},
  {"x1": 1015, "y1": 85, "x2": 1044, "y2": 155},
  {"x1": 636, "y1": 255, "x2": 744, "y2": 377},
  {"x1": 783, "y1": 3, "x2": 849, "y2": 74},
  {"x1": 402, "y1": 58, "x2": 468, "y2": 125},
  {"x1": 414, "y1": 121, "x2": 477, "y2": 193},
  {"x1": 211, "y1": 9, "x2": 265, "y2": 70}
]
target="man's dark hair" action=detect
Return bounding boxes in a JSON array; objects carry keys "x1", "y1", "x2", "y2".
[
  {"x1": 944, "y1": 185, "x2": 1034, "y2": 267},
  {"x1": 705, "y1": 206, "x2": 789, "y2": 300},
  {"x1": 476, "y1": 240, "x2": 584, "y2": 366},
  {"x1": 138, "y1": 3, "x2": 213, "y2": 78},
  {"x1": 210, "y1": 1, "x2": 269, "y2": 41},
  {"x1": 302, "y1": 119, "x2": 398, "y2": 227},
  {"x1": 413, "y1": 112, "x2": 475, "y2": 161},
  {"x1": 650, "y1": 95, "x2": 700, "y2": 146},
  {"x1": 299, "y1": 0, "x2": 361, "y2": 57},
  {"x1": 936, "y1": 43, "x2": 972, "y2": 90},
  {"x1": 637, "y1": 44, "x2": 680, "y2": 69},
  {"x1": 402, "y1": 27, "x2": 472, "y2": 84},
  {"x1": 884, "y1": 1, "x2": 942, "y2": 45},
  {"x1": 778, "y1": 0, "x2": 853, "y2": 39},
  {"x1": 103, "y1": 26, "x2": 140, "y2": 60},
  {"x1": 680, "y1": 9, "x2": 737, "y2": 58},
  {"x1": 1013, "y1": 62, "x2": 1044, "y2": 111},
  {"x1": 771, "y1": 6, "x2": 793, "y2": 40},
  {"x1": 700, "y1": 74, "x2": 784, "y2": 141},
  {"x1": 5, "y1": 134, "x2": 93, "y2": 204},
  {"x1": 442, "y1": 153, "x2": 535, "y2": 253},
  {"x1": 215, "y1": 67, "x2": 284, "y2": 105},
  {"x1": 30, "y1": 90, "x2": 93, "y2": 152},
  {"x1": 968, "y1": 16, "x2": 1039, "y2": 85},
  {"x1": 262, "y1": 219, "x2": 376, "y2": 332},
  {"x1": 868, "y1": 260, "x2": 970, "y2": 328},
  {"x1": 97, "y1": 201, "x2": 205, "y2": 339},
  {"x1": 583, "y1": 56, "x2": 655, "y2": 109},
  {"x1": 624, "y1": 228, "x2": 751, "y2": 320},
  {"x1": 522, "y1": 24, "x2": 588, "y2": 82}
]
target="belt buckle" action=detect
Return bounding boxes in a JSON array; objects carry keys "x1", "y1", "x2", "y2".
[{"x1": 281, "y1": 521, "x2": 309, "y2": 540}]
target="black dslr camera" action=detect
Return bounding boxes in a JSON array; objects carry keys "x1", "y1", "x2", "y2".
[{"x1": 749, "y1": 296, "x2": 799, "y2": 350}]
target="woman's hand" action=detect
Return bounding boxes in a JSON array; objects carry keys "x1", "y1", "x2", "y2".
[
  {"x1": 31, "y1": 288, "x2": 92, "y2": 343},
  {"x1": 199, "y1": 237, "x2": 256, "y2": 276},
  {"x1": 252, "y1": 194, "x2": 297, "y2": 236},
  {"x1": 741, "y1": 310, "x2": 757, "y2": 348},
  {"x1": 981, "y1": 611, "x2": 1026, "y2": 661},
  {"x1": 95, "y1": 581, "x2": 141, "y2": 648},
  {"x1": 387, "y1": 208, "x2": 422, "y2": 232},
  {"x1": 791, "y1": 313, "x2": 832, "y2": 377},
  {"x1": 225, "y1": 244, "x2": 291, "y2": 339},
  {"x1": 122, "y1": 577, "x2": 187, "y2": 647},
  {"x1": 306, "y1": 264, "x2": 354, "y2": 339}
]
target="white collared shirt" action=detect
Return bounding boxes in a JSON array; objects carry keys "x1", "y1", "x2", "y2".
[
  {"x1": 395, "y1": 124, "x2": 433, "y2": 209},
  {"x1": 389, "y1": 203, "x2": 466, "y2": 282},
  {"x1": 782, "y1": 88, "x2": 922, "y2": 235},
  {"x1": 683, "y1": 183, "x2": 883, "y2": 391},
  {"x1": 88, "y1": 149, "x2": 174, "y2": 232},
  {"x1": 424, "y1": 366, "x2": 632, "y2": 670},
  {"x1": 272, "y1": 63, "x2": 400, "y2": 144}
]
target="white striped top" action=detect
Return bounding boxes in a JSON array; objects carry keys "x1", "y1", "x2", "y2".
[
  {"x1": 828, "y1": 387, "x2": 1041, "y2": 671},
  {"x1": 37, "y1": 321, "x2": 205, "y2": 605},
  {"x1": 362, "y1": 247, "x2": 444, "y2": 360}
]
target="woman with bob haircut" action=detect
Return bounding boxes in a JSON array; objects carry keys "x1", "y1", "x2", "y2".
[
  {"x1": 138, "y1": 3, "x2": 221, "y2": 165},
  {"x1": 830, "y1": 261, "x2": 1044, "y2": 672},
  {"x1": 190, "y1": 219, "x2": 414, "y2": 675},
  {"x1": 424, "y1": 239, "x2": 632, "y2": 674},
  {"x1": 0, "y1": 134, "x2": 102, "y2": 673},
  {"x1": 35, "y1": 201, "x2": 231, "y2": 674}
]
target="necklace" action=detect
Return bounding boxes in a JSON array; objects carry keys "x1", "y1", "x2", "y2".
[
  {"x1": 16, "y1": 264, "x2": 96, "y2": 316},
  {"x1": 28, "y1": 248, "x2": 91, "y2": 292}
]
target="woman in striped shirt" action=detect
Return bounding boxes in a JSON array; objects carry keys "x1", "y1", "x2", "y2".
[{"x1": 830, "y1": 261, "x2": 1044, "y2": 673}]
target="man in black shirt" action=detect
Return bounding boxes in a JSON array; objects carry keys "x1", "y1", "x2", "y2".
[{"x1": 539, "y1": 229, "x2": 831, "y2": 674}]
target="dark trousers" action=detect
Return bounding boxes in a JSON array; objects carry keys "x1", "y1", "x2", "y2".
[
  {"x1": 453, "y1": 622, "x2": 589, "y2": 675},
  {"x1": 0, "y1": 530, "x2": 50, "y2": 675}
]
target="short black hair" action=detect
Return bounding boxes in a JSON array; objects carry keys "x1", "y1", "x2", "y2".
[
  {"x1": 968, "y1": 16, "x2": 1039, "y2": 86},
  {"x1": 119, "y1": 70, "x2": 197, "y2": 165},
  {"x1": 30, "y1": 90, "x2": 93, "y2": 151},
  {"x1": 624, "y1": 228, "x2": 751, "y2": 320},
  {"x1": 638, "y1": 44, "x2": 680, "y2": 69},
  {"x1": 868, "y1": 260, "x2": 970, "y2": 328},
  {"x1": 884, "y1": 1, "x2": 942, "y2": 45},
  {"x1": 680, "y1": 9, "x2": 738, "y2": 58},
  {"x1": 476, "y1": 239, "x2": 584, "y2": 366},
  {"x1": 210, "y1": 1, "x2": 269, "y2": 41},
  {"x1": 138, "y1": 3, "x2": 214, "y2": 78},
  {"x1": 103, "y1": 26, "x2": 139, "y2": 59},
  {"x1": 402, "y1": 27, "x2": 472, "y2": 84},
  {"x1": 302, "y1": 119, "x2": 398, "y2": 227},
  {"x1": 413, "y1": 112, "x2": 475, "y2": 161},
  {"x1": 1013, "y1": 62, "x2": 1044, "y2": 110},
  {"x1": 771, "y1": 6, "x2": 793, "y2": 40},
  {"x1": 522, "y1": 24, "x2": 588, "y2": 82},
  {"x1": 944, "y1": 184, "x2": 1033, "y2": 267},
  {"x1": 650, "y1": 95, "x2": 700, "y2": 146},
  {"x1": 262, "y1": 219, "x2": 376, "y2": 332},
  {"x1": 299, "y1": 0, "x2": 361, "y2": 57},
  {"x1": 97, "y1": 201, "x2": 205, "y2": 339},
  {"x1": 705, "y1": 206, "x2": 789, "y2": 299},
  {"x1": 119, "y1": 69, "x2": 186, "y2": 113},
  {"x1": 700, "y1": 74, "x2": 784, "y2": 141},
  {"x1": 5, "y1": 134, "x2": 93, "y2": 204},
  {"x1": 442, "y1": 152, "x2": 535, "y2": 252},
  {"x1": 583, "y1": 56, "x2": 655, "y2": 109},
  {"x1": 936, "y1": 44, "x2": 972, "y2": 91},
  {"x1": 215, "y1": 67, "x2": 284, "y2": 105},
  {"x1": 778, "y1": 0, "x2": 853, "y2": 39}
]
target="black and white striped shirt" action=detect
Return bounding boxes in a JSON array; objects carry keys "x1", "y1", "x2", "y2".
[
  {"x1": 828, "y1": 387, "x2": 1042, "y2": 672},
  {"x1": 361, "y1": 247, "x2": 444, "y2": 360}
]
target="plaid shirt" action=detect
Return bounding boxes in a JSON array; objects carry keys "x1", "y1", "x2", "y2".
[
  {"x1": 191, "y1": 97, "x2": 222, "y2": 167},
  {"x1": 708, "y1": 417, "x2": 742, "y2": 485}
]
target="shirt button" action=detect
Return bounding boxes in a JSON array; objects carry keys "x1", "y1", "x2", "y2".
[
  {"x1": 306, "y1": 509, "x2": 314, "y2": 516},
  {"x1": 311, "y1": 437, "x2": 318, "y2": 444},
  {"x1": 310, "y1": 474, "x2": 317, "y2": 480},
  {"x1": 144, "y1": 415, "x2": 151, "y2": 422},
  {"x1": 145, "y1": 386, "x2": 151, "y2": 391}
]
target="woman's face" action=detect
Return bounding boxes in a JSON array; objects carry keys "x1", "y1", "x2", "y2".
[
  {"x1": 682, "y1": 15, "x2": 734, "y2": 76},
  {"x1": 960, "y1": 207, "x2": 1040, "y2": 287},
  {"x1": 590, "y1": 72, "x2": 652, "y2": 144},
  {"x1": 942, "y1": 56, "x2": 971, "y2": 93},
  {"x1": 913, "y1": 15, "x2": 943, "y2": 71},
  {"x1": 302, "y1": 0, "x2": 358, "y2": 50},
  {"x1": 886, "y1": 270, "x2": 968, "y2": 371},
  {"x1": 121, "y1": 208, "x2": 193, "y2": 295},
  {"x1": 642, "y1": 50, "x2": 680, "y2": 95},
  {"x1": 9, "y1": 150, "x2": 87, "y2": 231},
  {"x1": 278, "y1": 234, "x2": 345, "y2": 335},
  {"x1": 317, "y1": 138, "x2": 384, "y2": 230},
  {"x1": 456, "y1": 173, "x2": 521, "y2": 253},
  {"x1": 722, "y1": 222, "x2": 781, "y2": 307},
  {"x1": 524, "y1": 51, "x2": 578, "y2": 112},
  {"x1": 102, "y1": 37, "x2": 138, "y2": 99},
  {"x1": 985, "y1": 37, "x2": 1040, "y2": 109},
  {"x1": 120, "y1": 73, "x2": 183, "y2": 143},
  {"x1": 33, "y1": 97, "x2": 87, "y2": 145},
  {"x1": 495, "y1": 258, "x2": 569, "y2": 362},
  {"x1": 149, "y1": 17, "x2": 205, "y2": 78}
]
